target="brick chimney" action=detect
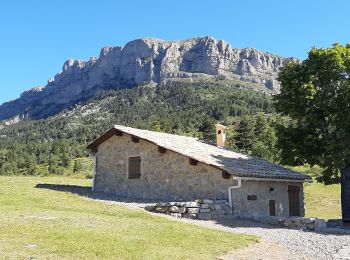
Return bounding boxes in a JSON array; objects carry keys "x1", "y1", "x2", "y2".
[{"x1": 215, "y1": 124, "x2": 228, "y2": 148}]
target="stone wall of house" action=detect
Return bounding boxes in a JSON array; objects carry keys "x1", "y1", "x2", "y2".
[
  {"x1": 94, "y1": 133, "x2": 305, "y2": 217},
  {"x1": 94, "y1": 134, "x2": 233, "y2": 201},
  {"x1": 231, "y1": 181, "x2": 304, "y2": 218}
]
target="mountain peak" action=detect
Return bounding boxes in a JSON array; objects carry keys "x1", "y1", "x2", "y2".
[{"x1": 0, "y1": 37, "x2": 294, "y2": 120}]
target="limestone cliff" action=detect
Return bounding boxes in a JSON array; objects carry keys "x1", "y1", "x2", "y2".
[{"x1": 0, "y1": 36, "x2": 295, "y2": 120}]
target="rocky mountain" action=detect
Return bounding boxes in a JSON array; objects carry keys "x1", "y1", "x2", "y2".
[{"x1": 0, "y1": 36, "x2": 295, "y2": 120}]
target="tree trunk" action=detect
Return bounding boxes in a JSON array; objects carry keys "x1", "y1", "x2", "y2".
[{"x1": 340, "y1": 164, "x2": 350, "y2": 226}]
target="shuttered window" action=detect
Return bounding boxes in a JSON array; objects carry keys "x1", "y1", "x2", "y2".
[{"x1": 128, "y1": 156, "x2": 141, "y2": 179}]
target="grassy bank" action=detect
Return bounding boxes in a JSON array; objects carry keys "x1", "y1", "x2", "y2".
[
  {"x1": 0, "y1": 176, "x2": 257, "y2": 259},
  {"x1": 290, "y1": 165, "x2": 341, "y2": 220},
  {"x1": 304, "y1": 182, "x2": 341, "y2": 220}
]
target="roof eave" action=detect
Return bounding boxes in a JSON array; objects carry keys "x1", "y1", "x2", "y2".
[{"x1": 86, "y1": 127, "x2": 123, "y2": 153}]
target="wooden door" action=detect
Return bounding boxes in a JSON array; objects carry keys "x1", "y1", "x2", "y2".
[
  {"x1": 288, "y1": 185, "x2": 301, "y2": 216},
  {"x1": 269, "y1": 200, "x2": 276, "y2": 216}
]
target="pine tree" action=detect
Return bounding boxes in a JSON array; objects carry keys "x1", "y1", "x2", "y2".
[
  {"x1": 254, "y1": 113, "x2": 268, "y2": 139},
  {"x1": 199, "y1": 117, "x2": 216, "y2": 141},
  {"x1": 73, "y1": 160, "x2": 83, "y2": 173},
  {"x1": 235, "y1": 116, "x2": 255, "y2": 153}
]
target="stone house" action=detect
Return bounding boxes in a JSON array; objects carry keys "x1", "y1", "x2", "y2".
[{"x1": 87, "y1": 124, "x2": 311, "y2": 218}]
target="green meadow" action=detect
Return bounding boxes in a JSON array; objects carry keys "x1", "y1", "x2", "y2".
[{"x1": 0, "y1": 176, "x2": 257, "y2": 259}]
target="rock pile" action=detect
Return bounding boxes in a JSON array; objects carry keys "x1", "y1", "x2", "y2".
[{"x1": 145, "y1": 199, "x2": 232, "y2": 220}]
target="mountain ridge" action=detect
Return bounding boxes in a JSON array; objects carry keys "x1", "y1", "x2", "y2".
[{"x1": 0, "y1": 36, "x2": 295, "y2": 120}]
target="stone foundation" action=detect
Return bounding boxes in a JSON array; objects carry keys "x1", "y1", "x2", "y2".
[
  {"x1": 327, "y1": 219, "x2": 344, "y2": 229},
  {"x1": 145, "y1": 199, "x2": 232, "y2": 220},
  {"x1": 251, "y1": 216, "x2": 327, "y2": 232},
  {"x1": 145, "y1": 199, "x2": 332, "y2": 233}
]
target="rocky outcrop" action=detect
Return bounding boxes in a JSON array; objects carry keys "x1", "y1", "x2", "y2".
[{"x1": 0, "y1": 36, "x2": 295, "y2": 120}]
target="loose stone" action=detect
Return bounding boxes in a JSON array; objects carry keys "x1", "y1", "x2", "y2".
[
  {"x1": 200, "y1": 204, "x2": 210, "y2": 209},
  {"x1": 169, "y1": 206, "x2": 179, "y2": 213},
  {"x1": 187, "y1": 208, "x2": 200, "y2": 214},
  {"x1": 198, "y1": 212, "x2": 212, "y2": 220},
  {"x1": 184, "y1": 202, "x2": 199, "y2": 208},
  {"x1": 170, "y1": 213, "x2": 182, "y2": 218}
]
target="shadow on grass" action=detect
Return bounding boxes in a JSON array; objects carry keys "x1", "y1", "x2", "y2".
[
  {"x1": 36, "y1": 183, "x2": 91, "y2": 195},
  {"x1": 35, "y1": 183, "x2": 168, "y2": 204}
]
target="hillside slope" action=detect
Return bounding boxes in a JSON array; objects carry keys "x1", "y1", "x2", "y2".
[{"x1": 0, "y1": 79, "x2": 272, "y2": 175}]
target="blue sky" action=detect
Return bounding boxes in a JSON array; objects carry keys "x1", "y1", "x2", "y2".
[{"x1": 0, "y1": 0, "x2": 349, "y2": 104}]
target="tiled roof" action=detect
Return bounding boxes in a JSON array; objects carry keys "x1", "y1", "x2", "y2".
[{"x1": 88, "y1": 125, "x2": 311, "y2": 181}]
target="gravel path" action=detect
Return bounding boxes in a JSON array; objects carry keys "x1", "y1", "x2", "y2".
[
  {"x1": 334, "y1": 244, "x2": 350, "y2": 260},
  {"x1": 209, "y1": 219, "x2": 350, "y2": 260},
  {"x1": 92, "y1": 196, "x2": 350, "y2": 260},
  {"x1": 221, "y1": 240, "x2": 310, "y2": 260},
  {"x1": 154, "y1": 216, "x2": 350, "y2": 260}
]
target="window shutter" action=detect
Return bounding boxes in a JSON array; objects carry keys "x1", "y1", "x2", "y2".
[{"x1": 128, "y1": 156, "x2": 141, "y2": 179}]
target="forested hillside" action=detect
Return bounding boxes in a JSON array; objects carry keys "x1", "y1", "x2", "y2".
[{"x1": 0, "y1": 79, "x2": 276, "y2": 176}]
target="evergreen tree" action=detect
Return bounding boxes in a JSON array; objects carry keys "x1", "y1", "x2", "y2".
[
  {"x1": 199, "y1": 117, "x2": 216, "y2": 141},
  {"x1": 250, "y1": 113, "x2": 278, "y2": 162},
  {"x1": 235, "y1": 116, "x2": 255, "y2": 153},
  {"x1": 251, "y1": 127, "x2": 278, "y2": 162},
  {"x1": 73, "y1": 160, "x2": 84, "y2": 173},
  {"x1": 254, "y1": 113, "x2": 268, "y2": 139}
]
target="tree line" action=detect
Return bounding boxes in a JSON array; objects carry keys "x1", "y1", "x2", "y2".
[{"x1": 0, "y1": 79, "x2": 275, "y2": 176}]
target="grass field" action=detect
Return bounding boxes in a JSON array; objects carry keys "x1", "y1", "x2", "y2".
[
  {"x1": 0, "y1": 176, "x2": 257, "y2": 259},
  {"x1": 291, "y1": 165, "x2": 341, "y2": 220},
  {"x1": 0, "y1": 175, "x2": 342, "y2": 259},
  {"x1": 304, "y1": 182, "x2": 341, "y2": 220}
]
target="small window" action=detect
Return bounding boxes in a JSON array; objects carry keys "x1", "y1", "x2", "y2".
[
  {"x1": 247, "y1": 195, "x2": 257, "y2": 200},
  {"x1": 128, "y1": 156, "x2": 141, "y2": 179},
  {"x1": 269, "y1": 200, "x2": 276, "y2": 216}
]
